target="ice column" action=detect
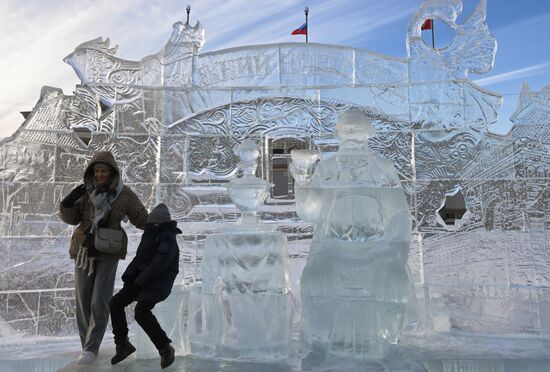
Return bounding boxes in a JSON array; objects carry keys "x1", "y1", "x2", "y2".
[
  {"x1": 193, "y1": 139, "x2": 292, "y2": 361},
  {"x1": 291, "y1": 110, "x2": 412, "y2": 365}
]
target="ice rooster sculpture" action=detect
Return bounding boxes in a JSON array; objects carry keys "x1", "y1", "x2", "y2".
[{"x1": 291, "y1": 110, "x2": 412, "y2": 367}]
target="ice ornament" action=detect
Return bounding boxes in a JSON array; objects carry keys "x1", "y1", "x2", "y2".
[{"x1": 187, "y1": 139, "x2": 292, "y2": 361}]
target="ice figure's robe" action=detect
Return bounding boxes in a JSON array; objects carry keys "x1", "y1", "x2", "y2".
[{"x1": 297, "y1": 149, "x2": 411, "y2": 360}]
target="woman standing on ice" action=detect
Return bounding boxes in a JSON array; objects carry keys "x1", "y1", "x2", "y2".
[{"x1": 59, "y1": 151, "x2": 148, "y2": 365}]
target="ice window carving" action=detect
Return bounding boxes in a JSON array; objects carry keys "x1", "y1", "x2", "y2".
[
  {"x1": 420, "y1": 19, "x2": 456, "y2": 49},
  {"x1": 437, "y1": 187, "x2": 467, "y2": 229},
  {"x1": 73, "y1": 127, "x2": 92, "y2": 146},
  {"x1": 267, "y1": 138, "x2": 309, "y2": 199}
]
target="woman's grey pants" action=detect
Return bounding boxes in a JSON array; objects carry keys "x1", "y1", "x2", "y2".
[{"x1": 75, "y1": 258, "x2": 118, "y2": 354}]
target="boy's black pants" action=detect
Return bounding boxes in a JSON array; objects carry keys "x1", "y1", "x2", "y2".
[{"x1": 109, "y1": 286, "x2": 172, "y2": 350}]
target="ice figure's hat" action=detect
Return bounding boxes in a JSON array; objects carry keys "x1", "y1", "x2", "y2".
[{"x1": 335, "y1": 110, "x2": 376, "y2": 141}]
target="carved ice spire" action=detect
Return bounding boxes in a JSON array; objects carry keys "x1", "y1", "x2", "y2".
[{"x1": 166, "y1": 21, "x2": 205, "y2": 55}]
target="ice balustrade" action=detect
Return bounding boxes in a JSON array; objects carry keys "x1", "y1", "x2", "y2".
[{"x1": 0, "y1": 0, "x2": 548, "y2": 366}]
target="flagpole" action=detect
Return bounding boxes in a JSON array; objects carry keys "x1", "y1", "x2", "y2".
[
  {"x1": 305, "y1": 7, "x2": 309, "y2": 43},
  {"x1": 431, "y1": 20, "x2": 435, "y2": 48}
]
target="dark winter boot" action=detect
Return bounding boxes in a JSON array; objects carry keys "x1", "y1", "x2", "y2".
[
  {"x1": 159, "y1": 343, "x2": 175, "y2": 369},
  {"x1": 111, "y1": 339, "x2": 136, "y2": 365}
]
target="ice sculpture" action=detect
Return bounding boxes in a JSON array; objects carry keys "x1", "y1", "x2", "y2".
[
  {"x1": 0, "y1": 0, "x2": 549, "y2": 368},
  {"x1": 188, "y1": 139, "x2": 292, "y2": 361},
  {"x1": 292, "y1": 110, "x2": 412, "y2": 365}
]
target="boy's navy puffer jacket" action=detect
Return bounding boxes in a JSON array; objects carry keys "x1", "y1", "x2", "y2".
[{"x1": 122, "y1": 221, "x2": 181, "y2": 303}]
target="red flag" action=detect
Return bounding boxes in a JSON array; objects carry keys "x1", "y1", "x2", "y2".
[{"x1": 421, "y1": 19, "x2": 433, "y2": 31}]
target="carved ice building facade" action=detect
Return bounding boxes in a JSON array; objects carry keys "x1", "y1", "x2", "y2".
[{"x1": 0, "y1": 0, "x2": 548, "y2": 353}]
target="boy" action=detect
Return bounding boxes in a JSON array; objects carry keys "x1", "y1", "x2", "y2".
[{"x1": 109, "y1": 203, "x2": 181, "y2": 369}]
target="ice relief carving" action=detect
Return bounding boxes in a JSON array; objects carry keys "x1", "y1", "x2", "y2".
[
  {"x1": 0, "y1": 0, "x2": 549, "y2": 365},
  {"x1": 407, "y1": 0, "x2": 497, "y2": 79}
]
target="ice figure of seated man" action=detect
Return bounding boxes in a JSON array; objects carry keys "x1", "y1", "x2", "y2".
[
  {"x1": 291, "y1": 110, "x2": 412, "y2": 365},
  {"x1": 191, "y1": 139, "x2": 292, "y2": 361}
]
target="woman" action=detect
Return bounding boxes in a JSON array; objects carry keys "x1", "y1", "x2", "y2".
[{"x1": 59, "y1": 151, "x2": 148, "y2": 365}]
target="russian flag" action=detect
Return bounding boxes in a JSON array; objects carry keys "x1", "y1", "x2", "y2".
[{"x1": 291, "y1": 23, "x2": 307, "y2": 35}]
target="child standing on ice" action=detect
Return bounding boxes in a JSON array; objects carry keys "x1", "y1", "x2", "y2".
[{"x1": 109, "y1": 203, "x2": 181, "y2": 369}]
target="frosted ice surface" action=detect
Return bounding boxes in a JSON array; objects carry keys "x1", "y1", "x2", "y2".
[{"x1": 0, "y1": 0, "x2": 549, "y2": 369}]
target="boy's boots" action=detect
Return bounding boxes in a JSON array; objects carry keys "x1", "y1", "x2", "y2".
[
  {"x1": 111, "y1": 338, "x2": 136, "y2": 365},
  {"x1": 159, "y1": 343, "x2": 175, "y2": 369}
]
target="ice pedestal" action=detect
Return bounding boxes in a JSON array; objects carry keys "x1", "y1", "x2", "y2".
[
  {"x1": 292, "y1": 110, "x2": 412, "y2": 365},
  {"x1": 301, "y1": 239, "x2": 409, "y2": 361},
  {"x1": 195, "y1": 231, "x2": 291, "y2": 360}
]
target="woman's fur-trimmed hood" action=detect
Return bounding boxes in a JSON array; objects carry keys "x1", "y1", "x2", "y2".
[{"x1": 83, "y1": 151, "x2": 121, "y2": 192}]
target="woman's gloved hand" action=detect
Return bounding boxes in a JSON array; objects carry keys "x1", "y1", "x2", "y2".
[{"x1": 61, "y1": 184, "x2": 86, "y2": 208}]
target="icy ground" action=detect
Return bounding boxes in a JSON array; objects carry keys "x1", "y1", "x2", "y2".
[{"x1": 1, "y1": 336, "x2": 550, "y2": 372}]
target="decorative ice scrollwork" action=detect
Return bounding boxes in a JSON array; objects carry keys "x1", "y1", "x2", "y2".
[
  {"x1": 187, "y1": 136, "x2": 237, "y2": 178},
  {"x1": 407, "y1": 0, "x2": 497, "y2": 79},
  {"x1": 64, "y1": 37, "x2": 142, "y2": 105},
  {"x1": 415, "y1": 129, "x2": 481, "y2": 179},
  {"x1": 62, "y1": 85, "x2": 101, "y2": 134}
]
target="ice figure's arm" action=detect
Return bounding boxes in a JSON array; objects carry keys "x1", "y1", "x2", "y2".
[
  {"x1": 293, "y1": 162, "x2": 328, "y2": 224},
  {"x1": 386, "y1": 210, "x2": 412, "y2": 243},
  {"x1": 58, "y1": 199, "x2": 83, "y2": 225},
  {"x1": 134, "y1": 232, "x2": 178, "y2": 288},
  {"x1": 383, "y1": 187, "x2": 411, "y2": 243},
  {"x1": 294, "y1": 186, "x2": 323, "y2": 224},
  {"x1": 124, "y1": 187, "x2": 148, "y2": 230}
]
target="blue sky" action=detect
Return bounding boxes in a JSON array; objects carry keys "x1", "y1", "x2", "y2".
[{"x1": 0, "y1": 0, "x2": 549, "y2": 138}]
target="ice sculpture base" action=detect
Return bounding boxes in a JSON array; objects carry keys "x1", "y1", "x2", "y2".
[
  {"x1": 189, "y1": 230, "x2": 292, "y2": 362},
  {"x1": 400, "y1": 330, "x2": 550, "y2": 360},
  {"x1": 300, "y1": 239, "x2": 410, "y2": 364},
  {"x1": 2, "y1": 325, "x2": 550, "y2": 372}
]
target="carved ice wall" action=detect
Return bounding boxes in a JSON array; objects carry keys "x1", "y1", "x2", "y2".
[{"x1": 0, "y1": 0, "x2": 548, "y2": 354}]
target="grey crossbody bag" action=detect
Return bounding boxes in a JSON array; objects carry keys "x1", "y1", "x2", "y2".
[{"x1": 94, "y1": 228, "x2": 123, "y2": 254}]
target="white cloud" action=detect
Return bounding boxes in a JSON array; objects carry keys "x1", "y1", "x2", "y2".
[{"x1": 473, "y1": 63, "x2": 550, "y2": 87}]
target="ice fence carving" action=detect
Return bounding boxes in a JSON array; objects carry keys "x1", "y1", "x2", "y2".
[{"x1": 0, "y1": 0, "x2": 549, "y2": 364}]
